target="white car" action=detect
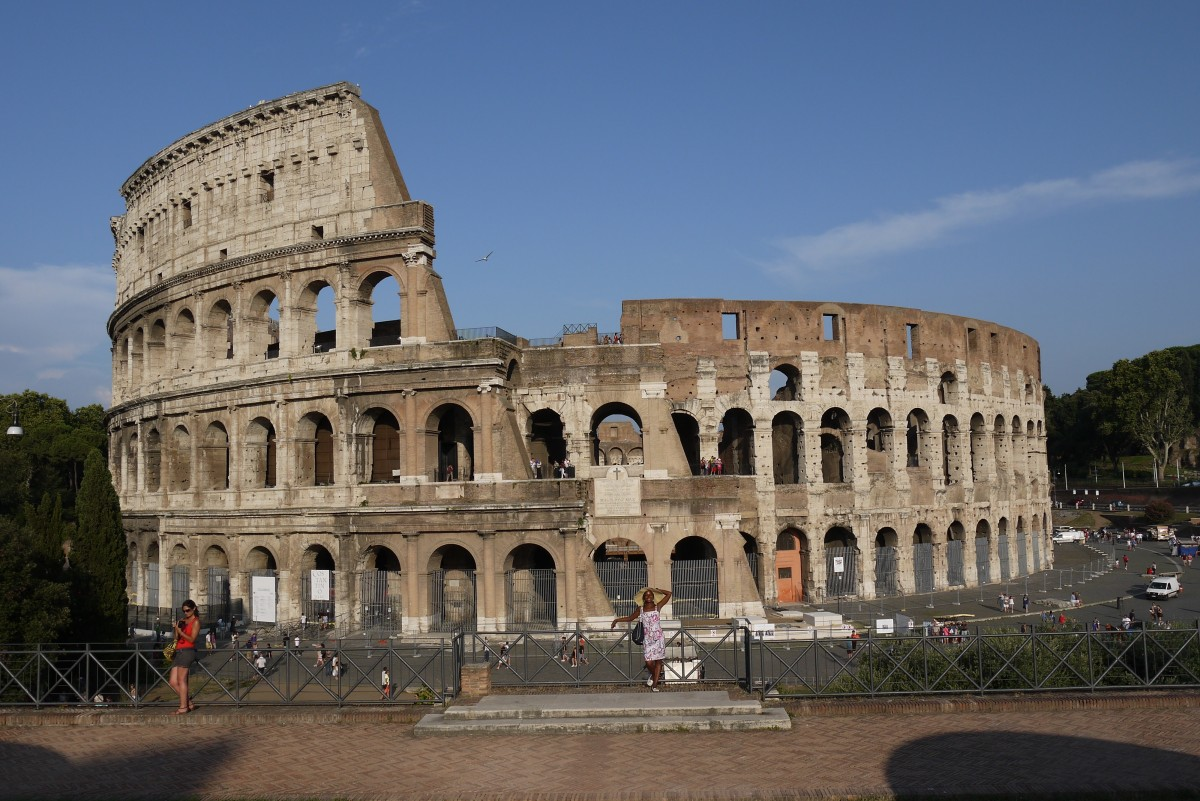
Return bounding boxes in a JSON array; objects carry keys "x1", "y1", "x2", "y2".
[
  {"x1": 1052, "y1": 529, "x2": 1085, "y2": 543},
  {"x1": 1146, "y1": 576, "x2": 1181, "y2": 600}
]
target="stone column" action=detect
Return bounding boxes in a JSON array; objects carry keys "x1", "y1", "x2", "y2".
[
  {"x1": 402, "y1": 532, "x2": 421, "y2": 634},
  {"x1": 560, "y1": 528, "x2": 579, "y2": 627},
  {"x1": 479, "y1": 530, "x2": 498, "y2": 630}
]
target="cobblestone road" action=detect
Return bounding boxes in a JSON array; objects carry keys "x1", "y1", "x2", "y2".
[{"x1": 5, "y1": 696, "x2": 1200, "y2": 800}]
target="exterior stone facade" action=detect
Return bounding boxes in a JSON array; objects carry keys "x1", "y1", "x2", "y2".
[{"x1": 107, "y1": 83, "x2": 1052, "y2": 633}]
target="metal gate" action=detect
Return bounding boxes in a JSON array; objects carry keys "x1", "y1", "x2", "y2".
[
  {"x1": 170, "y1": 565, "x2": 190, "y2": 610},
  {"x1": 998, "y1": 535, "x2": 1011, "y2": 581},
  {"x1": 360, "y1": 569, "x2": 402, "y2": 633},
  {"x1": 1016, "y1": 533, "x2": 1029, "y2": 577},
  {"x1": 300, "y1": 570, "x2": 336, "y2": 624},
  {"x1": 593, "y1": 561, "x2": 648, "y2": 618},
  {"x1": 975, "y1": 540, "x2": 990, "y2": 585},
  {"x1": 1032, "y1": 534, "x2": 1043, "y2": 572},
  {"x1": 505, "y1": 568, "x2": 557, "y2": 630},
  {"x1": 430, "y1": 569, "x2": 476, "y2": 632},
  {"x1": 946, "y1": 539, "x2": 965, "y2": 586},
  {"x1": 248, "y1": 569, "x2": 278, "y2": 625},
  {"x1": 746, "y1": 552, "x2": 761, "y2": 595},
  {"x1": 670, "y1": 559, "x2": 719, "y2": 618},
  {"x1": 146, "y1": 563, "x2": 159, "y2": 608},
  {"x1": 913, "y1": 542, "x2": 934, "y2": 593},
  {"x1": 206, "y1": 567, "x2": 230, "y2": 622},
  {"x1": 825, "y1": 547, "x2": 858, "y2": 598},
  {"x1": 874, "y1": 546, "x2": 899, "y2": 596}
]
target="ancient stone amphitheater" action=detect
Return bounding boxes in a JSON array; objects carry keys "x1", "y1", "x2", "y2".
[{"x1": 107, "y1": 83, "x2": 1052, "y2": 633}]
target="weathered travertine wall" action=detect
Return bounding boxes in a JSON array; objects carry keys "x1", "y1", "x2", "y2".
[{"x1": 108, "y1": 84, "x2": 1052, "y2": 634}]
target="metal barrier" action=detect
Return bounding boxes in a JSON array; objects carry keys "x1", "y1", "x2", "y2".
[
  {"x1": 755, "y1": 623, "x2": 1200, "y2": 698},
  {"x1": 0, "y1": 642, "x2": 451, "y2": 708},
  {"x1": 452, "y1": 625, "x2": 748, "y2": 689}
]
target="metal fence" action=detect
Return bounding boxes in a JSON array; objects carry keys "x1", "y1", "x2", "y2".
[
  {"x1": 0, "y1": 642, "x2": 452, "y2": 708},
  {"x1": 593, "y1": 561, "x2": 648, "y2": 618},
  {"x1": 998, "y1": 535, "x2": 1012, "y2": 581},
  {"x1": 430, "y1": 570, "x2": 477, "y2": 632},
  {"x1": 875, "y1": 546, "x2": 899, "y2": 596},
  {"x1": 913, "y1": 542, "x2": 934, "y2": 593},
  {"x1": 824, "y1": 547, "x2": 858, "y2": 598},
  {"x1": 670, "y1": 559, "x2": 719, "y2": 618},
  {"x1": 505, "y1": 569, "x2": 557, "y2": 630},
  {"x1": 946, "y1": 540, "x2": 965, "y2": 586},
  {"x1": 975, "y1": 540, "x2": 990, "y2": 585},
  {"x1": 1016, "y1": 533, "x2": 1029, "y2": 577},
  {"x1": 360, "y1": 570, "x2": 403, "y2": 634}
]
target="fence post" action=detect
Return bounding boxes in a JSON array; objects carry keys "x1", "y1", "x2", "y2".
[{"x1": 741, "y1": 625, "x2": 754, "y2": 697}]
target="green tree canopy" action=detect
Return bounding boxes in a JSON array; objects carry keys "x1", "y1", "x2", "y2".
[{"x1": 70, "y1": 449, "x2": 127, "y2": 643}]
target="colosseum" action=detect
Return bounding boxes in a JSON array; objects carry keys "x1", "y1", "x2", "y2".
[{"x1": 107, "y1": 82, "x2": 1052, "y2": 634}]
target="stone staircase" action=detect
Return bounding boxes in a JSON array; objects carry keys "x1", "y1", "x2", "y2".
[{"x1": 414, "y1": 690, "x2": 790, "y2": 735}]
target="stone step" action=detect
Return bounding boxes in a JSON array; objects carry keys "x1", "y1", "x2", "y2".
[
  {"x1": 414, "y1": 690, "x2": 791, "y2": 735},
  {"x1": 415, "y1": 709, "x2": 791, "y2": 735}
]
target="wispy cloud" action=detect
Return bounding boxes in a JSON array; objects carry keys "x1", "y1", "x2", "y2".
[{"x1": 769, "y1": 159, "x2": 1200, "y2": 275}]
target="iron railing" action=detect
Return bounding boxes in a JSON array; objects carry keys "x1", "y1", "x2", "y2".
[{"x1": 0, "y1": 642, "x2": 452, "y2": 708}]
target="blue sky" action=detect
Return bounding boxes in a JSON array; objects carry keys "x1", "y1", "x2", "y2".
[{"x1": 1, "y1": 1, "x2": 1197, "y2": 410}]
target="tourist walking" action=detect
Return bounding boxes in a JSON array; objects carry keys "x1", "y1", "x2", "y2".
[{"x1": 611, "y1": 586, "x2": 673, "y2": 691}]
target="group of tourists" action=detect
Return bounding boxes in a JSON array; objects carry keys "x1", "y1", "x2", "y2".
[{"x1": 699, "y1": 456, "x2": 724, "y2": 475}]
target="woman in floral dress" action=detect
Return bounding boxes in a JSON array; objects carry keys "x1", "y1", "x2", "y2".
[{"x1": 611, "y1": 586, "x2": 672, "y2": 691}]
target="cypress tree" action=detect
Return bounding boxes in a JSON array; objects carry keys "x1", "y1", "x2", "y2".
[{"x1": 71, "y1": 449, "x2": 127, "y2": 642}]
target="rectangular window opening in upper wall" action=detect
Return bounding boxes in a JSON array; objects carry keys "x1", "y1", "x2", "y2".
[
  {"x1": 822, "y1": 313, "x2": 840, "y2": 342},
  {"x1": 260, "y1": 171, "x2": 275, "y2": 203},
  {"x1": 181, "y1": 199, "x2": 192, "y2": 229},
  {"x1": 722, "y1": 312, "x2": 739, "y2": 340},
  {"x1": 312, "y1": 225, "x2": 324, "y2": 240},
  {"x1": 906, "y1": 323, "x2": 920, "y2": 359}
]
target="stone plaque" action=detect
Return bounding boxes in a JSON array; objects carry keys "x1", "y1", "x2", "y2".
[{"x1": 594, "y1": 466, "x2": 641, "y2": 517}]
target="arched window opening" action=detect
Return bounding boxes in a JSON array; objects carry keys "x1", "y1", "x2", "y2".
[
  {"x1": 591, "y1": 403, "x2": 643, "y2": 467},
  {"x1": 742, "y1": 532, "x2": 761, "y2": 595},
  {"x1": 942, "y1": 415, "x2": 962, "y2": 483},
  {"x1": 975, "y1": 519, "x2": 992, "y2": 584},
  {"x1": 301, "y1": 545, "x2": 337, "y2": 624},
  {"x1": 906, "y1": 409, "x2": 929, "y2": 469},
  {"x1": 505, "y1": 544, "x2": 557, "y2": 629},
  {"x1": 913, "y1": 523, "x2": 935, "y2": 593},
  {"x1": 147, "y1": 319, "x2": 167, "y2": 380},
  {"x1": 946, "y1": 521, "x2": 966, "y2": 586},
  {"x1": 206, "y1": 299, "x2": 234, "y2": 362},
  {"x1": 770, "y1": 364, "x2": 800, "y2": 401},
  {"x1": 718, "y1": 408, "x2": 755, "y2": 475},
  {"x1": 593, "y1": 537, "x2": 647, "y2": 618},
  {"x1": 366, "y1": 272, "x2": 402, "y2": 346},
  {"x1": 361, "y1": 545, "x2": 402, "y2": 633},
  {"x1": 126, "y1": 434, "x2": 139, "y2": 492},
  {"x1": 672, "y1": 412, "x2": 701, "y2": 475},
  {"x1": 969, "y1": 413, "x2": 987, "y2": 482},
  {"x1": 168, "y1": 425, "x2": 191, "y2": 492},
  {"x1": 874, "y1": 528, "x2": 899, "y2": 597},
  {"x1": 820, "y1": 408, "x2": 849, "y2": 483},
  {"x1": 937, "y1": 371, "x2": 956, "y2": 404},
  {"x1": 245, "y1": 546, "x2": 279, "y2": 626},
  {"x1": 865, "y1": 408, "x2": 893, "y2": 474},
  {"x1": 245, "y1": 418, "x2": 277, "y2": 489},
  {"x1": 824, "y1": 527, "x2": 858, "y2": 597},
  {"x1": 201, "y1": 422, "x2": 230, "y2": 490},
  {"x1": 302, "y1": 281, "x2": 337, "y2": 353},
  {"x1": 366, "y1": 408, "x2": 401, "y2": 482},
  {"x1": 145, "y1": 427, "x2": 162, "y2": 493},
  {"x1": 131, "y1": 328, "x2": 145, "y2": 384},
  {"x1": 771, "y1": 411, "x2": 803, "y2": 485},
  {"x1": 429, "y1": 544, "x2": 478, "y2": 632},
  {"x1": 173, "y1": 309, "x2": 196, "y2": 372},
  {"x1": 529, "y1": 409, "x2": 567, "y2": 477},
  {"x1": 775, "y1": 527, "x2": 807, "y2": 602},
  {"x1": 671, "y1": 536, "x2": 718, "y2": 618},
  {"x1": 428, "y1": 404, "x2": 474, "y2": 481},
  {"x1": 247, "y1": 290, "x2": 280, "y2": 360},
  {"x1": 296, "y1": 412, "x2": 336, "y2": 486},
  {"x1": 205, "y1": 546, "x2": 231, "y2": 622}
]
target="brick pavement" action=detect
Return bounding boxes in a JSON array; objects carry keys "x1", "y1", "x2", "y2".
[{"x1": 5, "y1": 695, "x2": 1200, "y2": 799}]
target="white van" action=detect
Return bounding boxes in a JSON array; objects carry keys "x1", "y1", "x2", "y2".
[{"x1": 1146, "y1": 576, "x2": 1181, "y2": 600}]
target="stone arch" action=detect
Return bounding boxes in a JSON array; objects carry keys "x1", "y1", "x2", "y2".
[
  {"x1": 146, "y1": 319, "x2": 167, "y2": 380},
  {"x1": 361, "y1": 544, "x2": 402, "y2": 630},
  {"x1": 298, "y1": 279, "x2": 337, "y2": 354},
  {"x1": 506, "y1": 359, "x2": 522, "y2": 386},
  {"x1": 172, "y1": 308, "x2": 196, "y2": 372},
  {"x1": 168, "y1": 424, "x2": 191, "y2": 492},
  {"x1": 591, "y1": 403, "x2": 642, "y2": 467},
  {"x1": 593, "y1": 537, "x2": 647, "y2": 617},
  {"x1": 741, "y1": 531, "x2": 762, "y2": 595},
  {"x1": 820, "y1": 408, "x2": 851, "y2": 483},
  {"x1": 992, "y1": 414, "x2": 1009, "y2": 480},
  {"x1": 874, "y1": 527, "x2": 899, "y2": 597},
  {"x1": 775, "y1": 527, "x2": 806, "y2": 602},
  {"x1": 770, "y1": 362, "x2": 801, "y2": 401},
  {"x1": 528, "y1": 408, "x2": 567, "y2": 474},
  {"x1": 824, "y1": 526, "x2": 858, "y2": 597},
  {"x1": 671, "y1": 411, "x2": 702, "y2": 475},
  {"x1": 243, "y1": 417, "x2": 277, "y2": 489},
  {"x1": 771, "y1": 411, "x2": 804, "y2": 485},
  {"x1": 144, "y1": 427, "x2": 161, "y2": 493},
  {"x1": 428, "y1": 543, "x2": 479, "y2": 631},
  {"x1": 504, "y1": 543, "x2": 558, "y2": 628},
  {"x1": 204, "y1": 545, "x2": 231, "y2": 619},
  {"x1": 969, "y1": 413, "x2": 987, "y2": 481},
  {"x1": 131, "y1": 327, "x2": 145, "y2": 384},
  {"x1": 941, "y1": 414, "x2": 962, "y2": 483},
  {"x1": 906, "y1": 408, "x2": 930, "y2": 469},
  {"x1": 946, "y1": 520, "x2": 966, "y2": 586},
  {"x1": 205, "y1": 298, "x2": 234, "y2": 364},
  {"x1": 427, "y1": 403, "x2": 474, "y2": 481},
  {"x1": 362, "y1": 407, "x2": 402, "y2": 482},
  {"x1": 245, "y1": 545, "x2": 278, "y2": 572},
  {"x1": 168, "y1": 543, "x2": 191, "y2": 609},
  {"x1": 300, "y1": 543, "x2": 337, "y2": 622},
  {"x1": 718, "y1": 408, "x2": 755, "y2": 475},
  {"x1": 359, "y1": 269, "x2": 403, "y2": 347},
  {"x1": 938, "y1": 370, "x2": 957, "y2": 404},
  {"x1": 126, "y1": 432, "x2": 139, "y2": 492},
  {"x1": 200, "y1": 421, "x2": 230, "y2": 491},
  {"x1": 295, "y1": 411, "x2": 336, "y2": 486},
  {"x1": 671, "y1": 535, "x2": 719, "y2": 618},
  {"x1": 865, "y1": 407, "x2": 893, "y2": 475},
  {"x1": 246, "y1": 288, "x2": 281, "y2": 360},
  {"x1": 244, "y1": 545, "x2": 278, "y2": 625}
]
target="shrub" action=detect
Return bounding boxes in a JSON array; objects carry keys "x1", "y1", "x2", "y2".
[{"x1": 1144, "y1": 498, "x2": 1175, "y2": 524}]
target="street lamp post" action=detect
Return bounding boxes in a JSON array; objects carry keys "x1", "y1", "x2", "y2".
[{"x1": 5, "y1": 401, "x2": 22, "y2": 437}]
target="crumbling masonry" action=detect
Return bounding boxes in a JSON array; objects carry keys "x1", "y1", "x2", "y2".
[{"x1": 106, "y1": 83, "x2": 1052, "y2": 632}]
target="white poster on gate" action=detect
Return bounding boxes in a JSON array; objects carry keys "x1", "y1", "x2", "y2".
[
  {"x1": 251, "y1": 575, "x2": 277, "y2": 624},
  {"x1": 833, "y1": 556, "x2": 845, "y2": 574},
  {"x1": 310, "y1": 569, "x2": 331, "y2": 602}
]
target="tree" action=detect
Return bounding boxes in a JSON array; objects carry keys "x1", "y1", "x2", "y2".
[
  {"x1": 70, "y1": 449, "x2": 127, "y2": 642},
  {"x1": 1108, "y1": 351, "x2": 1193, "y2": 485},
  {"x1": 0, "y1": 517, "x2": 71, "y2": 644}
]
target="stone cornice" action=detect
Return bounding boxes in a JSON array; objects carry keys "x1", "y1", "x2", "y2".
[
  {"x1": 108, "y1": 226, "x2": 431, "y2": 335},
  {"x1": 120, "y1": 82, "x2": 361, "y2": 201}
]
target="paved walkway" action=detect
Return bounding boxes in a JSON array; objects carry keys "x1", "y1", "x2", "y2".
[{"x1": 5, "y1": 693, "x2": 1200, "y2": 799}]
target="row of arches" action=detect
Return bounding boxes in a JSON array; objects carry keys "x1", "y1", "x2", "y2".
[
  {"x1": 774, "y1": 513, "x2": 1050, "y2": 602},
  {"x1": 768, "y1": 365, "x2": 1040, "y2": 407},
  {"x1": 114, "y1": 270, "x2": 405, "y2": 392}
]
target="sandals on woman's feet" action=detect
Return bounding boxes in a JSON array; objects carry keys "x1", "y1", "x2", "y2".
[{"x1": 172, "y1": 707, "x2": 191, "y2": 715}]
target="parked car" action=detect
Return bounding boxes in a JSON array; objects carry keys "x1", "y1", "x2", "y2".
[
  {"x1": 1180, "y1": 480, "x2": 1200, "y2": 488},
  {"x1": 1146, "y1": 576, "x2": 1182, "y2": 600},
  {"x1": 1052, "y1": 529, "x2": 1085, "y2": 543}
]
